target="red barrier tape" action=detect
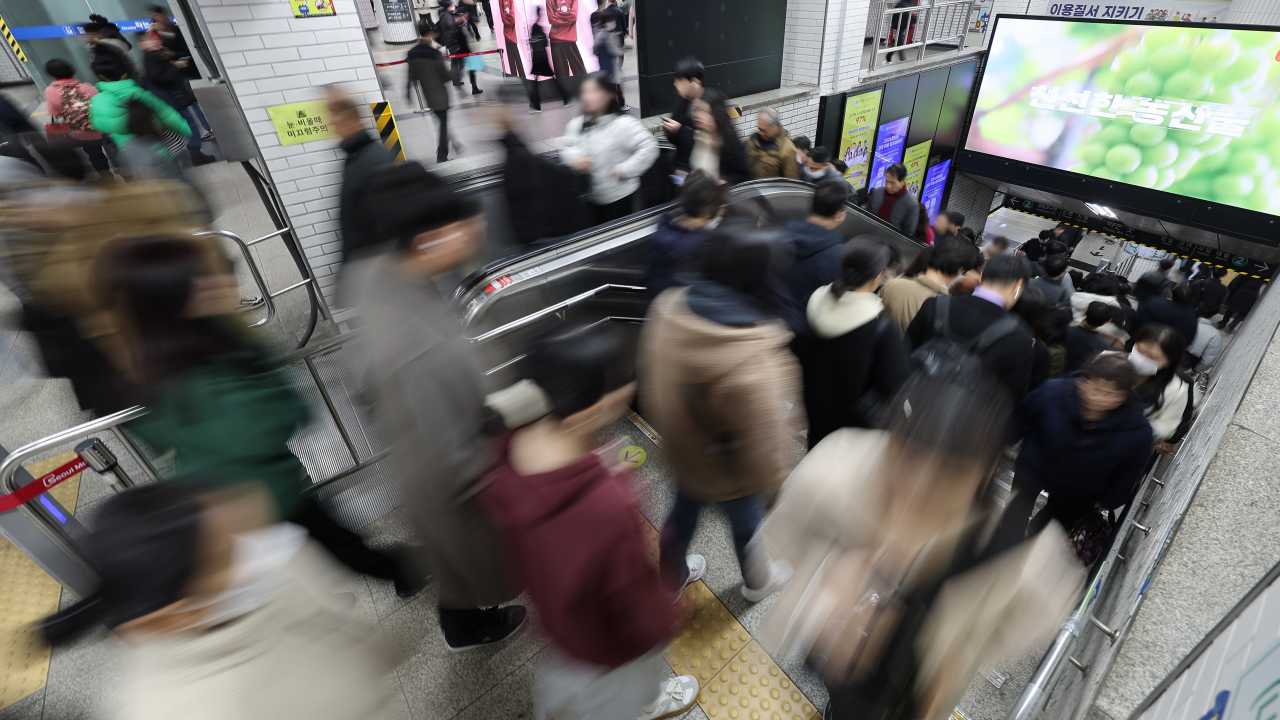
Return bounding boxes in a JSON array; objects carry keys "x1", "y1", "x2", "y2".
[
  {"x1": 0, "y1": 457, "x2": 88, "y2": 513},
  {"x1": 376, "y1": 49, "x2": 501, "y2": 67}
]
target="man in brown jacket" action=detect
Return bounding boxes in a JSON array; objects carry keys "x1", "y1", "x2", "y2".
[
  {"x1": 744, "y1": 108, "x2": 801, "y2": 180},
  {"x1": 880, "y1": 236, "x2": 974, "y2": 334}
]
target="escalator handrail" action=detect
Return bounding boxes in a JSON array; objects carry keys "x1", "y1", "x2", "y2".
[
  {"x1": 468, "y1": 284, "x2": 648, "y2": 343},
  {"x1": 451, "y1": 178, "x2": 930, "y2": 307}
]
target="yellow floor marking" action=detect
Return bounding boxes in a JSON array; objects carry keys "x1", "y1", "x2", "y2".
[
  {"x1": 638, "y1": 521, "x2": 821, "y2": 720},
  {"x1": 0, "y1": 451, "x2": 83, "y2": 711}
]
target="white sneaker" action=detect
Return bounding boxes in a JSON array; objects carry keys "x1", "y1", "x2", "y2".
[
  {"x1": 673, "y1": 554, "x2": 706, "y2": 604},
  {"x1": 635, "y1": 675, "x2": 699, "y2": 720},
  {"x1": 529, "y1": 108, "x2": 542, "y2": 113},
  {"x1": 740, "y1": 559, "x2": 794, "y2": 603}
]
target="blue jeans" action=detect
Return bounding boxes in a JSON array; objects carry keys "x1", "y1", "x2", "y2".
[
  {"x1": 660, "y1": 492, "x2": 764, "y2": 590},
  {"x1": 180, "y1": 105, "x2": 207, "y2": 153}
]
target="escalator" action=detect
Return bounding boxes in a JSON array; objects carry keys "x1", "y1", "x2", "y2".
[{"x1": 450, "y1": 178, "x2": 933, "y2": 386}]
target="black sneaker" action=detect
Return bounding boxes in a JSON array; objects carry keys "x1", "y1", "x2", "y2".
[
  {"x1": 444, "y1": 605, "x2": 527, "y2": 652},
  {"x1": 190, "y1": 151, "x2": 217, "y2": 166},
  {"x1": 394, "y1": 571, "x2": 429, "y2": 598},
  {"x1": 472, "y1": 87, "x2": 484, "y2": 95}
]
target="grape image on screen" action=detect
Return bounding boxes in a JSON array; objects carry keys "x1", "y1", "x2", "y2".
[{"x1": 965, "y1": 18, "x2": 1280, "y2": 215}]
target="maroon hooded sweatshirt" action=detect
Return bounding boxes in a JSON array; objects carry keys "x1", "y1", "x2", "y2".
[{"x1": 480, "y1": 434, "x2": 676, "y2": 668}]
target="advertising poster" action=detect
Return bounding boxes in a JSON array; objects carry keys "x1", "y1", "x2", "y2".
[
  {"x1": 967, "y1": 18, "x2": 1280, "y2": 215},
  {"x1": 1044, "y1": 2, "x2": 1229, "y2": 22},
  {"x1": 869, "y1": 116, "x2": 910, "y2": 190},
  {"x1": 903, "y1": 140, "x2": 932, "y2": 197},
  {"x1": 920, "y1": 159, "x2": 952, "y2": 221},
  {"x1": 970, "y1": 0, "x2": 992, "y2": 34},
  {"x1": 290, "y1": 0, "x2": 337, "y2": 18},
  {"x1": 839, "y1": 90, "x2": 883, "y2": 191},
  {"x1": 495, "y1": 0, "x2": 599, "y2": 78}
]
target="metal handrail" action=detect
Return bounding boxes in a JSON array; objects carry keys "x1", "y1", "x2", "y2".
[
  {"x1": 468, "y1": 284, "x2": 648, "y2": 344},
  {"x1": 871, "y1": 0, "x2": 979, "y2": 71},
  {"x1": 195, "y1": 227, "x2": 313, "y2": 329}
]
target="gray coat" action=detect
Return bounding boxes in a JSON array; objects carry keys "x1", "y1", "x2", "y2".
[
  {"x1": 865, "y1": 186, "x2": 920, "y2": 237},
  {"x1": 346, "y1": 255, "x2": 515, "y2": 609}
]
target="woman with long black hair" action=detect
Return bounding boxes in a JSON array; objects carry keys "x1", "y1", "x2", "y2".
[
  {"x1": 1129, "y1": 323, "x2": 1192, "y2": 454},
  {"x1": 801, "y1": 235, "x2": 910, "y2": 448},
  {"x1": 100, "y1": 234, "x2": 422, "y2": 597},
  {"x1": 685, "y1": 88, "x2": 751, "y2": 184}
]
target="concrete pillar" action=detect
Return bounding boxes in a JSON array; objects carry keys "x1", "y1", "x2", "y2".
[{"x1": 375, "y1": 0, "x2": 418, "y2": 42}]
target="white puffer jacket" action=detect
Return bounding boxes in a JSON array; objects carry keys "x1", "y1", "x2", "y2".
[{"x1": 561, "y1": 112, "x2": 659, "y2": 205}]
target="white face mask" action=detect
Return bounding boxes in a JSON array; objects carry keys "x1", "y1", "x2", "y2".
[{"x1": 1128, "y1": 348, "x2": 1162, "y2": 377}]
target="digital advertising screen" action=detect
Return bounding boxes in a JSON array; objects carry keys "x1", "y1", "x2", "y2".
[
  {"x1": 966, "y1": 17, "x2": 1280, "y2": 216},
  {"x1": 869, "y1": 116, "x2": 910, "y2": 190},
  {"x1": 921, "y1": 159, "x2": 952, "y2": 221},
  {"x1": 493, "y1": 0, "x2": 599, "y2": 78},
  {"x1": 903, "y1": 140, "x2": 932, "y2": 197},
  {"x1": 839, "y1": 90, "x2": 883, "y2": 191}
]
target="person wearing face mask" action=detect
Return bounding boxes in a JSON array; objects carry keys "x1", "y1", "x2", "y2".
[
  {"x1": 642, "y1": 170, "x2": 726, "y2": 300},
  {"x1": 800, "y1": 236, "x2": 911, "y2": 447},
  {"x1": 864, "y1": 163, "x2": 919, "y2": 236},
  {"x1": 76, "y1": 483, "x2": 400, "y2": 720},
  {"x1": 480, "y1": 326, "x2": 700, "y2": 720},
  {"x1": 880, "y1": 236, "x2": 974, "y2": 334},
  {"x1": 1129, "y1": 324, "x2": 1195, "y2": 454},
  {"x1": 345, "y1": 163, "x2": 528, "y2": 651},
  {"x1": 988, "y1": 353, "x2": 1153, "y2": 553},
  {"x1": 801, "y1": 146, "x2": 846, "y2": 187}
]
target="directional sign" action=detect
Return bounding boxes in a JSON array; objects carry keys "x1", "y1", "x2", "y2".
[{"x1": 617, "y1": 446, "x2": 647, "y2": 469}]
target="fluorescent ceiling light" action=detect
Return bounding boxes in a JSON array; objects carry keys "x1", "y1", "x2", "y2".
[{"x1": 1085, "y1": 203, "x2": 1118, "y2": 219}]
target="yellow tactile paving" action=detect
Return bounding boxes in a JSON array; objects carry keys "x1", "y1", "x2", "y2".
[
  {"x1": 0, "y1": 451, "x2": 84, "y2": 712},
  {"x1": 638, "y1": 515, "x2": 822, "y2": 720}
]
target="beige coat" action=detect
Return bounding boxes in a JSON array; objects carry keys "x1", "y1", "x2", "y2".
[
  {"x1": 638, "y1": 288, "x2": 801, "y2": 502},
  {"x1": 880, "y1": 274, "x2": 950, "y2": 335},
  {"x1": 744, "y1": 133, "x2": 801, "y2": 180},
  {"x1": 113, "y1": 542, "x2": 398, "y2": 720},
  {"x1": 758, "y1": 429, "x2": 1084, "y2": 719}
]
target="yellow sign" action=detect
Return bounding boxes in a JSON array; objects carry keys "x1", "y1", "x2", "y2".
[
  {"x1": 290, "y1": 0, "x2": 337, "y2": 18},
  {"x1": 267, "y1": 100, "x2": 339, "y2": 146},
  {"x1": 617, "y1": 445, "x2": 647, "y2": 468}
]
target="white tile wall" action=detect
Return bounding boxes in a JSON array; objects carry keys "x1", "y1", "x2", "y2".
[
  {"x1": 729, "y1": 94, "x2": 823, "y2": 143},
  {"x1": 1134, "y1": 573, "x2": 1280, "y2": 720},
  {"x1": 1225, "y1": 0, "x2": 1280, "y2": 26},
  {"x1": 192, "y1": 0, "x2": 382, "y2": 302},
  {"x1": 781, "y1": 0, "x2": 871, "y2": 93}
]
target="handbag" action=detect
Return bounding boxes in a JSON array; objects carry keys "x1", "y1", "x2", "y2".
[
  {"x1": 1067, "y1": 511, "x2": 1112, "y2": 565},
  {"x1": 463, "y1": 54, "x2": 485, "y2": 72},
  {"x1": 45, "y1": 117, "x2": 73, "y2": 143},
  {"x1": 169, "y1": 83, "x2": 197, "y2": 110}
]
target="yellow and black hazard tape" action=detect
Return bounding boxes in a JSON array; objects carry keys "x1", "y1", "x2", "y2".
[
  {"x1": 999, "y1": 205, "x2": 1271, "y2": 281},
  {"x1": 0, "y1": 15, "x2": 27, "y2": 63},
  {"x1": 369, "y1": 101, "x2": 405, "y2": 163}
]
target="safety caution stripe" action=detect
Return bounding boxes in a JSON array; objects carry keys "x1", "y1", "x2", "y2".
[
  {"x1": 369, "y1": 101, "x2": 405, "y2": 163},
  {"x1": 0, "y1": 15, "x2": 27, "y2": 62}
]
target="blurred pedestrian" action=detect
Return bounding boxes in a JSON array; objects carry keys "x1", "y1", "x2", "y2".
[
  {"x1": 744, "y1": 108, "x2": 801, "y2": 180},
  {"x1": 880, "y1": 236, "x2": 972, "y2": 334},
  {"x1": 481, "y1": 326, "x2": 699, "y2": 720},
  {"x1": 1185, "y1": 305, "x2": 1223, "y2": 373},
  {"x1": 759, "y1": 373, "x2": 1082, "y2": 720},
  {"x1": 931, "y1": 210, "x2": 964, "y2": 244},
  {"x1": 89, "y1": 54, "x2": 191, "y2": 177},
  {"x1": 643, "y1": 169, "x2": 725, "y2": 300},
  {"x1": 905, "y1": 255, "x2": 1035, "y2": 401},
  {"x1": 140, "y1": 33, "x2": 215, "y2": 165},
  {"x1": 685, "y1": 89, "x2": 750, "y2": 183},
  {"x1": 915, "y1": 204, "x2": 933, "y2": 245},
  {"x1": 990, "y1": 353, "x2": 1152, "y2": 551},
  {"x1": 801, "y1": 236, "x2": 910, "y2": 446},
  {"x1": 459, "y1": 0, "x2": 482, "y2": 41},
  {"x1": 526, "y1": 7, "x2": 571, "y2": 112},
  {"x1": 328, "y1": 88, "x2": 395, "y2": 262},
  {"x1": 592, "y1": 12, "x2": 627, "y2": 109},
  {"x1": 43, "y1": 58, "x2": 112, "y2": 175},
  {"x1": 115, "y1": 99, "x2": 190, "y2": 181},
  {"x1": 407, "y1": 22, "x2": 455, "y2": 164},
  {"x1": 1012, "y1": 284, "x2": 1054, "y2": 390},
  {"x1": 101, "y1": 234, "x2": 424, "y2": 598},
  {"x1": 982, "y1": 235, "x2": 1008, "y2": 259},
  {"x1": 1132, "y1": 275, "x2": 1197, "y2": 343},
  {"x1": 83, "y1": 15, "x2": 138, "y2": 78},
  {"x1": 780, "y1": 179, "x2": 848, "y2": 315},
  {"x1": 1219, "y1": 275, "x2": 1263, "y2": 332},
  {"x1": 1130, "y1": 323, "x2": 1192, "y2": 452},
  {"x1": 347, "y1": 162, "x2": 527, "y2": 651},
  {"x1": 1030, "y1": 254, "x2": 1073, "y2": 305},
  {"x1": 662, "y1": 57, "x2": 704, "y2": 171},
  {"x1": 1191, "y1": 266, "x2": 1229, "y2": 315},
  {"x1": 83, "y1": 484, "x2": 399, "y2": 720},
  {"x1": 1064, "y1": 301, "x2": 1124, "y2": 373},
  {"x1": 561, "y1": 74, "x2": 658, "y2": 224},
  {"x1": 640, "y1": 227, "x2": 800, "y2": 603}
]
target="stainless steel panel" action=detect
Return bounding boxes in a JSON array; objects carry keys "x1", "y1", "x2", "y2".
[{"x1": 192, "y1": 82, "x2": 259, "y2": 162}]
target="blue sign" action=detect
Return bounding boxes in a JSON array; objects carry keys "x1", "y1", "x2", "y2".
[
  {"x1": 10, "y1": 19, "x2": 152, "y2": 41},
  {"x1": 868, "y1": 116, "x2": 909, "y2": 191},
  {"x1": 920, "y1": 159, "x2": 952, "y2": 223}
]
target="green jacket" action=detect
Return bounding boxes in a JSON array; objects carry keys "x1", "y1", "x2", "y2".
[
  {"x1": 132, "y1": 341, "x2": 311, "y2": 518},
  {"x1": 89, "y1": 78, "x2": 191, "y2": 148}
]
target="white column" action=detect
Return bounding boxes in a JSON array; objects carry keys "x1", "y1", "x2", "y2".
[
  {"x1": 376, "y1": 0, "x2": 418, "y2": 43},
  {"x1": 355, "y1": 0, "x2": 380, "y2": 29}
]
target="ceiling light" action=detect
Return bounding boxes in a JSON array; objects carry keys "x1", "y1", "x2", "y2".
[{"x1": 1085, "y1": 203, "x2": 1118, "y2": 219}]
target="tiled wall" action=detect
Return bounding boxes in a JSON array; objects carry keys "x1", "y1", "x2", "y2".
[
  {"x1": 191, "y1": 0, "x2": 382, "y2": 303},
  {"x1": 1225, "y1": 0, "x2": 1280, "y2": 25},
  {"x1": 729, "y1": 93, "x2": 823, "y2": 142},
  {"x1": 781, "y1": 0, "x2": 871, "y2": 93},
  {"x1": 1133, "y1": 570, "x2": 1280, "y2": 720}
]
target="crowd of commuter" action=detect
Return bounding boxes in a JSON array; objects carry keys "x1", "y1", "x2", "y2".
[{"x1": 0, "y1": 28, "x2": 1267, "y2": 720}]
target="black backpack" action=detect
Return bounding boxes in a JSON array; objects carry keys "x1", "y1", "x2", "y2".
[{"x1": 909, "y1": 295, "x2": 1023, "y2": 389}]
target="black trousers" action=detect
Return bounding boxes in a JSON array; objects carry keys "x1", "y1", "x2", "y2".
[
  {"x1": 550, "y1": 40, "x2": 587, "y2": 77},
  {"x1": 291, "y1": 497, "x2": 400, "y2": 581},
  {"x1": 505, "y1": 39, "x2": 526, "y2": 79},
  {"x1": 74, "y1": 137, "x2": 111, "y2": 172},
  {"x1": 593, "y1": 193, "x2": 636, "y2": 225},
  {"x1": 526, "y1": 77, "x2": 572, "y2": 109},
  {"x1": 987, "y1": 475, "x2": 1097, "y2": 557},
  {"x1": 433, "y1": 109, "x2": 449, "y2": 163}
]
